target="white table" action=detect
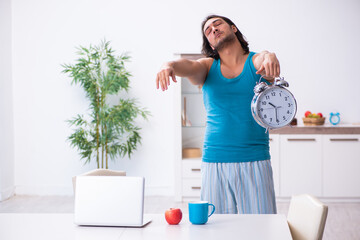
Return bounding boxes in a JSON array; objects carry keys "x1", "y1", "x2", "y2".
[{"x1": 0, "y1": 213, "x2": 292, "y2": 240}]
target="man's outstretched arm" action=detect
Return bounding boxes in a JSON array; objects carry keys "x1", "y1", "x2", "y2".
[{"x1": 156, "y1": 58, "x2": 212, "y2": 91}]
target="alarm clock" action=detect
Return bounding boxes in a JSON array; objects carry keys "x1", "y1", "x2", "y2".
[
  {"x1": 329, "y1": 112, "x2": 340, "y2": 125},
  {"x1": 251, "y1": 76, "x2": 297, "y2": 131}
]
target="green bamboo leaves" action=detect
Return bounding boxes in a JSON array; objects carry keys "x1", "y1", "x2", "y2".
[{"x1": 62, "y1": 40, "x2": 150, "y2": 169}]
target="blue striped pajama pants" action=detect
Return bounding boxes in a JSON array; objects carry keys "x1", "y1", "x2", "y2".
[{"x1": 200, "y1": 160, "x2": 277, "y2": 214}]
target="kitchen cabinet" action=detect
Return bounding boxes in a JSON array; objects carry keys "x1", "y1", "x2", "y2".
[
  {"x1": 177, "y1": 133, "x2": 360, "y2": 200},
  {"x1": 181, "y1": 159, "x2": 202, "y2": 198},
  {"x1": 323, "y1": 135, "x2": 360, "y2": 197},
  {"x1": 279, "y1": 135, "x2": 322, "y2": 197}
]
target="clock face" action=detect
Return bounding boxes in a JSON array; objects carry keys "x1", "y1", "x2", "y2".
[{"x1": 255, "y1": 87, "x2": 296, "y2": 128}]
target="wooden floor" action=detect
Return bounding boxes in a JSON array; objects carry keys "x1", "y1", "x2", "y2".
[{"x1": 0, "y1": 195, "x2": 359, "y2": 240}]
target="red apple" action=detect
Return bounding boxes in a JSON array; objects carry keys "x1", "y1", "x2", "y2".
[
  {"x1": 165, "y1": 208, "x2": 182, "y2": 225},
  {"x1": 317, "y1": 112, "x2": 323, "y2": 118},
  {"x1": 305, "y1": 111, "x2": 311, "y2": 118}
]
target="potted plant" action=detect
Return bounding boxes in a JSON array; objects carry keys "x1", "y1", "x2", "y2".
[{"x1": 62, "y1": 40, "x2": 150, "y2": 169}]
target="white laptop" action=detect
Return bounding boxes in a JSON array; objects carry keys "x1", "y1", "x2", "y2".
[{"x1": 74, "y1": 176, "x2": 151, "y2": 227}]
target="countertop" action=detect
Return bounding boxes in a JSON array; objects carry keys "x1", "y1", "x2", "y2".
[{"x1": 269, "y1": 123, "x2": 360, "y2": 134}]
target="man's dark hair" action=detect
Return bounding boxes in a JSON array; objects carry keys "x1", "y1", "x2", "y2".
[{"x1": 201, "y1": 15, "x2": 249, "y2": 59}]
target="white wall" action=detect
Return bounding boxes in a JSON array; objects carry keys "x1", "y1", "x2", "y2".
[
  {"x1": 9, "y1": 0, "x2": 360, "y2": 196},
  {"x1": 0, "y1": 0, "x2": 15, "y2": 200}
]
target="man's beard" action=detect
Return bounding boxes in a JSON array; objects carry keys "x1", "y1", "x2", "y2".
[{"x1": 214, "y1": 33, "x2": 237, "y2": 52}]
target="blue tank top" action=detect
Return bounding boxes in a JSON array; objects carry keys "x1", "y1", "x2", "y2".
[{"x1": 202, "y1": 52, "x2": 270, "y2": 163}]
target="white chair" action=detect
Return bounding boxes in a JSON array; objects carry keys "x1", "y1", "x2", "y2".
[
  {"x1": 287, "y1": 194, "x2": 328, "y2": 240},
  {"x1": 72, "y1": 169, "x2": 126, "y2": 193}
]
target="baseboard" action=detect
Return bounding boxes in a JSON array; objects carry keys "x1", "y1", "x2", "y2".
[
  {"x1": 12, "y1": 185, "x2": 360, "y2": 201},
  {"x1": 0, "y1": 186, "x2": 15, "y2": 201},
  {"x1": 15, "y1": 185, "x2": 74, "y2": 196}
]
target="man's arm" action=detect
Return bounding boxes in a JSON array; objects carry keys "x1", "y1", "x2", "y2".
[
  {"x1": 156, "y1": 58, "x2": 212, "y2": 91},
  {"x1": 252, "y1": 51, "x2": 280, "y2": 83}
]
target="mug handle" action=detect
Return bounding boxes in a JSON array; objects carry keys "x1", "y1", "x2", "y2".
[{"x1": 208, "y1": 203, "x2": 215, "y2": 217}]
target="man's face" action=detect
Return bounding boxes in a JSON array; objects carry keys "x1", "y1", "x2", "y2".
[{"x1": 203, "y1": 17, "x2": 237, "y2": 51}]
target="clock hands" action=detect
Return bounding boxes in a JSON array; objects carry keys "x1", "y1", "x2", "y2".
[
  {"x1": 268, "y1": 102, "x2": 280, "y2": 123},
  {"x1": 268, "y1": 102, "x2": 281, "y2": 109},
  {"x1": 268, "y1": 102, "x2": 276, "y2": 108}
]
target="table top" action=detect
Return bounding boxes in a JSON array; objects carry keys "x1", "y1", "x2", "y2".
[{"x1": 0, "y1": 213, "x2": 292, "y2": 240}]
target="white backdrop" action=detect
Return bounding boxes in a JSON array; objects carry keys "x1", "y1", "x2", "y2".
[
  {"x1": 0, "y1": 0, "x2": 15, "y2": 200},
  {"x1": 2, "y1": 0, "x2": 360, "y2": 196}
]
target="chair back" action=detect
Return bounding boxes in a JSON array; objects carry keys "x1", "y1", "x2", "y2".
[{"x1": 287, "y1": 194, "x2": 328, "y2": 240}]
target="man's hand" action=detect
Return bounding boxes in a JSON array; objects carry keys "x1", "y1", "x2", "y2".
[
  {"x1": 156, "y1": 58, "x2": 210, "y2": 91},
  {"x1": 254, "y1": 51, "x2": 280, "y2": 83},
  {"x1": 156, "y1": 63, "x2": 177, "y2": 91}
]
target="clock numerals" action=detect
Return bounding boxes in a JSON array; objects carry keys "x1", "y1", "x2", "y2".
[{"x1": 262, "y1": 101, "x2": 267, "y2": 105}]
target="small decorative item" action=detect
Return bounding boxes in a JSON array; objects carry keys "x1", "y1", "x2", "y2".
[
  {"x1": 251, "y1": 76, "x2": 297, "y2": 132},
  {"x1": 290, "y1": 118, "x2": 297, "y2": 125},
  {"x1": 302, "y1": 111, "x2": 325, "y2": 126},
  {"x1": 329, "y1": 112, "x2": 340, "y2": 125}
]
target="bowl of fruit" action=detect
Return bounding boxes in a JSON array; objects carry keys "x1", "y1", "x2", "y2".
[{"x1": 302, "y1": 111, "x2": 325, "y2": 126}]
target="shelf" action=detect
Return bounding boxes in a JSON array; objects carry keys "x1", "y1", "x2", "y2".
[
  {"x1": 182, "y1": 92, "x2": 203, "y2": 95},
  {"x1": 182, "y1": 125, "x2": 206, "y2": 128},
  {"x1": 182, "y1": 157, "x2": 202, "y2": 161}
]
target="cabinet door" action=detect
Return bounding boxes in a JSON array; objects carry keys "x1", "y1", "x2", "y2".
[
  {"x1": 181, "y1": 159, "x2": 202, "y2": 198},
  {"x1": 269, "y1": 134, "x2": 280, "y2": 196},
  {"x1": 280, "y1": 135, "x2": 322, "y2": 197},
  {"x1": 182, "y1": 179, "x2": 202, "y2": 198},
  {"x1": 182, "y1": 159, "x2": 202, "y2": 178},
  {"x1": 323, "y1": 135, "x2": 360, "y2": 197}
]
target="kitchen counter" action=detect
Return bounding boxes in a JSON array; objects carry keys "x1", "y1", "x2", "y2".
[{"x1": 269, "y1": 124, "x2": 360, "y2": 134}]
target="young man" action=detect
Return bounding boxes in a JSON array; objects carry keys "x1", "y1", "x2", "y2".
[{"x1": 156, "y1": 15, "x2": 280, "y2": 214}]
